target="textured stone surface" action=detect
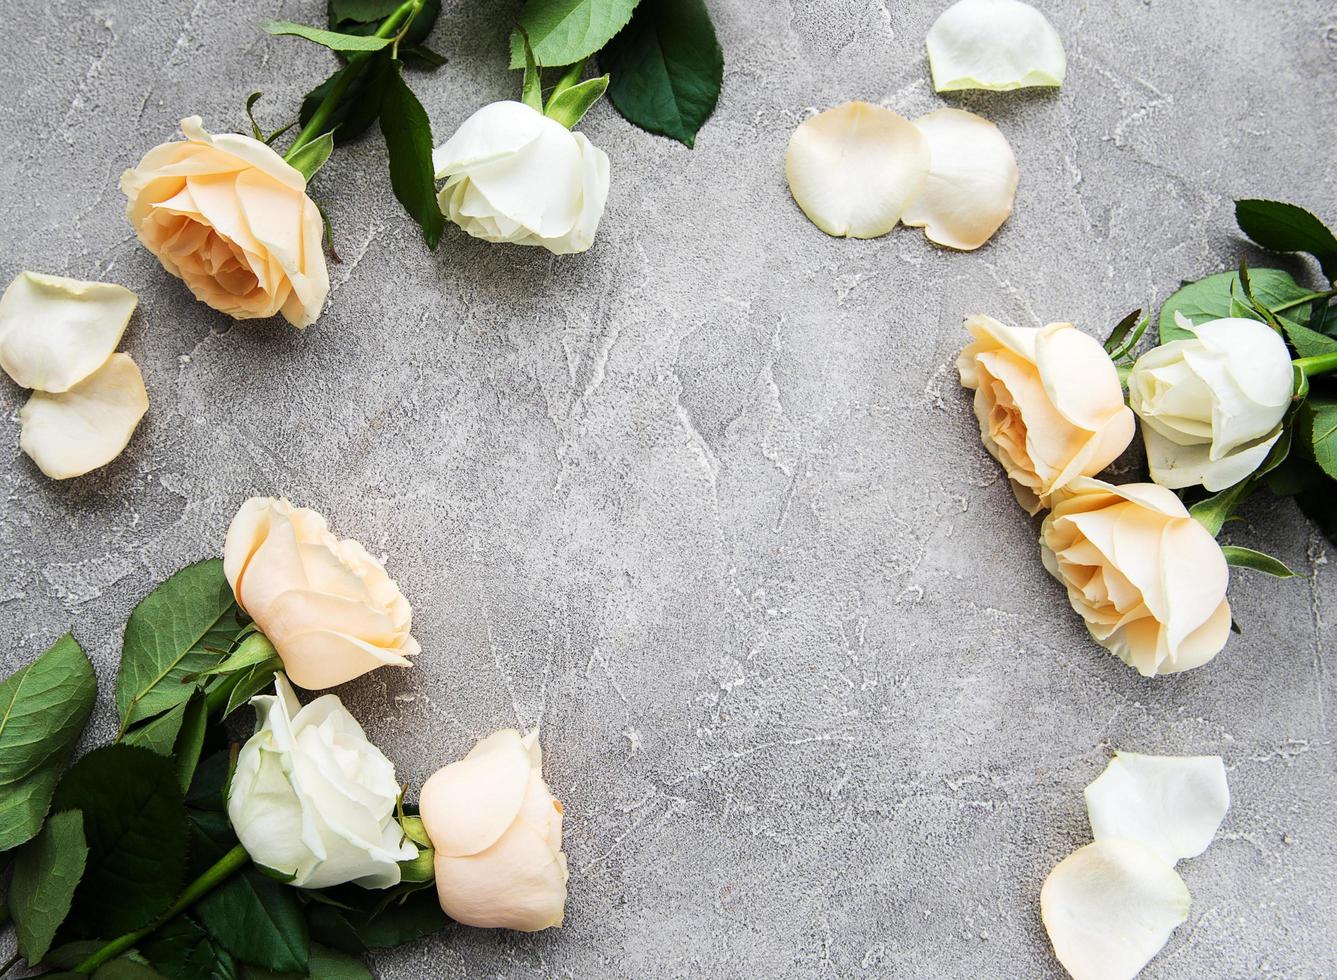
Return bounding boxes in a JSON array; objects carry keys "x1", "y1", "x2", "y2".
[{"x1": 1, "y1": 0, "x2": 1335, "y2": 976}]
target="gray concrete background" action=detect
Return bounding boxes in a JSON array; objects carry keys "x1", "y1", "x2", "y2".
[{"x1": 1, "y1": 0, "x2": 1334, "y2": 977}]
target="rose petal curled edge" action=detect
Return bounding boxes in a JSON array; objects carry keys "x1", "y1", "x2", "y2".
[{"x1": 926, "y1": 0, "x2": 1066, "y2": 92}]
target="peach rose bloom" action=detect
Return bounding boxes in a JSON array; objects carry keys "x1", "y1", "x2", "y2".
[
  {"x1": 958, "y1": 315, "x2": 1135, "y2": 514},
  {"x1": 419, "y1": 729, "x2": 567, "y2": 932},
  {"x1": 1040, "y1": 478, "x2": 1231, "y2": 676},
  {"x1": 223, "y1": 497, "x2": 419, "y2": 689},
  {"x1": 121, "y1": 117, "x2": 328, "y2": 327}
]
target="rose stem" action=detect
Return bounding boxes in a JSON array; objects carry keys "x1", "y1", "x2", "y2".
[
  {"x1": 283, "y1": 0, "x2": 425, "y2": 161},
  {"x1": 1294, "y1": 350, "x2": 1337, "y2": 378},
  {"x1": 73, "y1": 843, "x2": 250, "y2": 974}
]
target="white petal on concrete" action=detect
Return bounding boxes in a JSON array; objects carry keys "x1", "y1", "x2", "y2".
[
  {"x1": 1040, "y1": 838, "x2": 1190, "y2": 980},
  {"x1": 19, "y1": 353, "x2": 149, "y2": 480},
  {"x1": 0, "y1": 271, "x2": 137, "y2": 392},
  {"x1": 784, "y1": 101, "x2": 929, "y2": 239},
  {"x1": 902, "y1": 108, "x2": 1019, "y2": 250},
  {"x1": 926, "y1": 0, "x2": 1067, "y2": 92},
  {"x1": 1084, "y1": 752, "x2": 1230, "y2": 864}
]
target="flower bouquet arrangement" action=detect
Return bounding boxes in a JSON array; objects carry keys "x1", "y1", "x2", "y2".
[{"x1": 0, "y1": 499, "x2": 563, "y2": 978}]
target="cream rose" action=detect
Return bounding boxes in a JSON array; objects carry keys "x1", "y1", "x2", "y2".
[
  {"x1": 958, "y1": 316, "x2": 1135, "y2": 514},
  {"x1": 121, "y1": 117, "x2": 329, "y2": 327},
  {"x1": 223, "y1": 497, "x2": 419, "y2": 690},
  {"x1": 419, "y1": 729, "x2": 567, "y2": 932},
  {"x1": 1040, "y1": 478, "x2": 1232, "y2": 676},
  {"x1": 1128, "y1": 315, "x2": 1293, "y2": 492},
  {"x1": 433, "y1": 100, "x2": 610, "y2": 255},
  {"x1": 228, "y1": 673, "x2": 416, "y2": 889}
]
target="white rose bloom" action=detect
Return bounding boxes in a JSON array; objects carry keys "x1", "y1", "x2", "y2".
[
  {"x1": 1128, "y1": 316, "x2": 1293, "y2": 492},
  {"x1": 227, "y1": 673, "x2": 415, "y2": 889},
  {"x1": 433, "y1": 100, "x2": 610, "y2": 255}
]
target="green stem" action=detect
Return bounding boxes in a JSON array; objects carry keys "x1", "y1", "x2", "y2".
[
  {"x1": 73, "y1": 844, "x2": 250, "y2": 974},
  {"x1": 1273, "y1": 288, "x2": 1337, "y2": 314},
  {"x1": 1295, "y1": 351, "x2": 1337, "y2": 378},
  {"x1": 283, "y1": 0, "x2": 424, "y2": 161}
]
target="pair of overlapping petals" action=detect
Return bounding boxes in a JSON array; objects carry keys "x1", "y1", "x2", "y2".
[
  {"x1": 786, "y1": 103, "x2": 1019, "y2": 250},
  {"x1": 223, "y1": 497, "x2": 419, "y2": 690},
  {"x1": 433, "y1": 100, "x2": 610, "y2": 255},
  {"x1": 121, "y1": 117, "x2": 329, "y2": 328},
  {"x1": 0, "y1": 271, "x2": 148, "y2": 479}
]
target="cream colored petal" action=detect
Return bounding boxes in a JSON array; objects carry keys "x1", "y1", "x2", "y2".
[
  {"x1": 433, "y1": 825, "x2": 568, "y2": 932},
  {"x1": 0, "y1": 272, "x2": 138, "y2": 392},
  {"x1": 432, "y1": 101, "x2": 546, "y2": 178},
  {"x1": 1160, "y1": 598, "x2": 1231, "y2": 674},
  {"x1": 1085, "y1": 752, "x2": 1230, "y2": 865},
  {"x1": 223, "y1": 497, "x2": 289, "y2": 591},
  {"x1": 901, "y1": 108, "x2": 1018, "y2": 250},
  {"x1": 180, "y1": 116, "x2": 307, "y2": 192},
  {"x1": 458, "y1": 117, "x2": 584, "y2": 240},
  {"x1": 785, "y1": 101, "x2": 929, "y2": 239},
  {"x1": 963, "y1": 314, "x2": 1039, "y2": 362},
  {"x1": 1158, "y1": 518, "x2": 1229, "y2": 656},
  {"x1": 926, "y1": 0, "x2": 1066, "y2": 92},
  {"x1": 538, "y1": 132, "x2": 610, "y2": 255},
  {"x1": 235, "y1": 513, "x2": 309, "y2": 621},
  {"x1": 1034, "y1": 323, "x2": 1128, "y2": 433},
  {"x1": 420, "y1": 730, "x2": 532, "y2": 858},
  {"x1": 1040, "y1": 838, "x2": 1190, "y2": 980},
  {"x1": 19, "y1": 353, "x2": 148, "y2": 480},
  {"x1": 264, "y1": 627, "x2": 413, "y2": 692}
]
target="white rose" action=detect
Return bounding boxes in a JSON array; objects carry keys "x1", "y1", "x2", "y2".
[
  {"x1": 223, "y1": 497, "x2": 420, "y2": 691},
  {"x1": 227, "y1": 673, "x2": 415, "y2": 889},
  {"x1": 121, "y1": 117, "x2": 329, "y2": 328},
  {"x1": 433, "y1": 101, "x2": 610, "y2": 255},
  {"x1": 419, "y1": 729, "x2": 567, "y2": 931},
  {"x1": 1128, "y1": 316, "x2": 1293, "y2": 491}
]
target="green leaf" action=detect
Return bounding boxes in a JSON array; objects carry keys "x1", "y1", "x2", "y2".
[
  {"x1": 221, "y1": 659, "x2": 282, "y2": 720},
  {"x1": 379, "y1": 61, "x2": 445, "y2": 250},
  {"x1": 520, "y1": 30, "x2": 544, "y2": 113},
  {"x1": 52, "y1": 745, "x2": 188, "y2": 938},
  {"x1": 600, "y1": 0, "x2": 723, "y2": 147},
  {"x1": 196, "y1": 632, "x2": 278, "y2": 682},
  {"x1": 0, "y1": 634, "x2": 96, "y2": 851},
  {"x1": 1236, "y1": 199, "x2": 1337, "y2": 281},
  {"x1": 286, "y1": 131, "x2": 335, "y2": 182},
  {"x1": 299, "y1": 56, "x2": 391, "y2": 145},
  {"x1": 1188, "y1": 479, "x2": 1254, "y2": 537},
  {"x1": 309, "y1": 945, "x2": 371, "y2": 980},
  {"x1": 1221, "y1": 545, "x2": 1296, "y2": 578},
  {"x1": 328, "y1": 0, "x2": 400, "y2": 22},
  {"x1": 1306, "y1": 398, "x2": 1337, "y2": 480},
  {"x1": 306, "y1": 887, "x2": 446, "y2": 953},
  {"x1": 510, "y1": 0, "x2": 639, "y2": 68},
  {"x1": 123, "y1": 698, "x2": 189, "y2": 755},
  {"x1": 261, "y1": 19, "x2": 392, "y2": 51},
  {"x1": 545, "y1": 73, "x2": 610, "y2": 129},
  {"x1": 1281, "y1": 315, "x2": 1337, "y2": 358},
  {"x1": 1159, "y1": 268, "x2": 1316, "y2": 343},
  {"x1": 92, "y1": 959, "x2": 169, "y2": 979},
  {"x1": 400, "y1": 44, "x2": 446, "y2": 70},
  {"x1": 245, "y1": 92, "x2": 265, "y2": 141},
  {"x1": 172, "y1": 694, "x2": 210, "y2": 794},
  {"x1": 329, "y1": 0, "x2": 440, "y2": 48},
  {"x1": 116, "y1": 559, "x2": 243, "y2": 731},
  {"x1": 1297, "y1": 480, "x2": 1337, "y2": 549},
  {"x1": 143, "y1": 915, "x2": 239, "y2": 980},
  {"x1": 197, "y1": 870, "x2": 309, "y2": 973},
  {"x1": 11, "y1": 809, "x2": 88, "y2": 964},
  {"x1": 43, "y1": 940, "x2": 104, "y2": 969}
]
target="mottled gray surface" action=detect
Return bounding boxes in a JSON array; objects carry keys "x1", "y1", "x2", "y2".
[{"x1": 1, "y1": 0, "x2": 1335, "y2": 976}]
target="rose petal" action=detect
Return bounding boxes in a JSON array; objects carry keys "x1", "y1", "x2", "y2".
[
  {"x1": 19, "y1": 353, "x2": 148, "y2": 479},
  {"x1": 785, "y1": 101, "x2": 929, "y2": 239},
  {"x1": 1084, "y1": 752, "x2": 1230, "y2": 865},
  {"x1": 432, "y1": 101, "x2": 546, "y2": 178},
  {"x1": 433, "y1": 823, "x2": 567, "y2": 932},
  {"x1": 420, "y1": 730, "x2": 533, "y2": 858},
  {"x1": 926, "y1": 0, "x2": 1066, "y2": 92},
  {"x1": 0, "y1": 272, "x2": 138, "y2": 392},
  {"x1": 1040, "y1": 838, "x2": 1190, "y2": 980},
  {"x1": 901, "y1": 108, "x2": 1019, "y2": 250}
]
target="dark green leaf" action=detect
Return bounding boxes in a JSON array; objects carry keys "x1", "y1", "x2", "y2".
[
  {"x1": 92, "y1": 959, "x2": 169, "y2": 979},
  {"x1": 1297, "y1": 480, "x2": 1337, "y2": 548},
  {"x1": 1282, "y1": 315, "x2": 1337, "y2": 358},
  {"x1": 1188, "y1": 479, "x2": 1254, "y2": 537},
  {"x1": 261, "y1": 19, "x2": 392, "y2": 51},
  {"x1": 221, "y1": 659, "x2": 282, "y2": 720},
  {"x1": 309, "y1": 945, "x2": 371, "y2": 980},
  {"x1": 299, "y1": 55, "x2": 391, "y2": 146},
  {"x1": 11, "y1": 809, "x2": 88, "y2": 964},
  {"x1": 510, "y1": 0, "x2": 639, "y2": 67},
  {"x1": 1236, "y1": 199, "x2": 1337, "y2": 281},
  {"x1": 1306, "y1": 398, "x2": 1337, "y2": 480},
  {"x1": 350, "y1": 888, "x2": 447, "y2": 947},
  {"x1": 143, "y1": 915, "x2": 239, "y2": 980},
  {"x1": 379, "y1": 62, "x2": 445, "y2": 249},
  {"x1": 1310, "y1": 300, "x2": 1337, "y2": 337},
  {"x1": 187, "y1": 810, "x2": 237, "y2": 881},
  {"x1": 52, "y1": 745, "x2": 188, "y2": 938},
  {"x1": 0, "y1": 633, "x2": 96, "y2": 851},
  {"x1": 1159, "y1": 268, "x2": 1317, "y2": 343},
  {"x1": 245, "y1": 93, "x2": 265, "y2": 141},
  {"x1": 400, "y1": 44, "x2": 446, "y2": 70},
  {"x1": 286, "y1": 131, "x2": 335, "y2": 182},
  {"x1": 185, "y1": 751, "x2": 231, "y2": 813},
  {"x1": 546, "y1": 74, "x2": 610, "y2": 129},
  {"x1": 192, "y1": 635, "x2": 279, "y2": 683},
  {"x1": 1221, "y1": 545, "x2": 1296, "y2": 578},
  {"x1": 172, "y1": 694, "x2": 210, "y2": 794},
  {"x1": 329, "y1": 0, "x2": 440, "y2": 48},
  {"x1": 1103, "y1": 309, "x2": 1141, "y2": 356},
  {"x1": 116, "y1": 560, "x2": 243, "y2": 730},
  {"x1": 601, "y1": 0, "x2": 723, "y2": 147},
  {"x1": 123, "y1": 698, "x2": 189, "y2": 755},
  {"x1": 43, "y1": 940, "x2": 103, "y2": 969},
  {"x1": 197, "y1": 871, "x2": 309, "y2": 973}
]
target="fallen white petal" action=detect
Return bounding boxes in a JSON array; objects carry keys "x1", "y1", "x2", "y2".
[
  {"x1": 1041, "y1": 838, "x2": 1190, "y2": 980},
  {"x1": 19, "y1": 353, "x2": 149, "y2": 480},
  {"x1": 902, "y1": 108, "x2": 1019, "y2": 250},
  {"x1": 1084, "y1": 752, "x2": 1230, "y2": 865},
  {"x1": 785, "y1": 101, "x2": 929, "y2": 239},
  {"x1": 0, "y1": 271, "x2": 137, "y2": 392},
  {"x1": 926, "y1": 0, "x2": 1066, "y2": 92}
]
